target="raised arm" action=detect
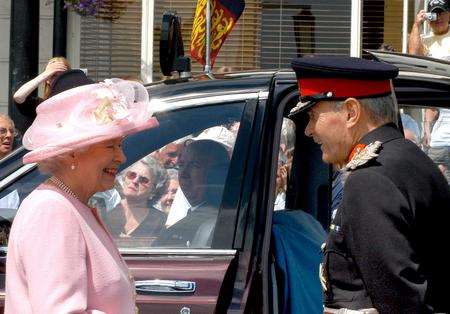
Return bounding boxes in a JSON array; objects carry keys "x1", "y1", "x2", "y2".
[
  {"x1": 423, "y1": 108, "x2": 439, "y2": 147},
  {"x1": 13, "y1": 60, "x2": 68, "y2": 104},
  {"x1": 408, "y1": 10, "x2": 427, "y2": 56}
]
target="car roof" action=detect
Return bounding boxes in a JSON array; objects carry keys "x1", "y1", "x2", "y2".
[
  {"x1": 145, "y1": 72, "x2": 275, "y2": 113},
  {"x1": 145, "y1": 52, "x2": 450, "y2": 112},
  {"x1": 367, "y1": 50, "x2": 450, "y2": 78}
]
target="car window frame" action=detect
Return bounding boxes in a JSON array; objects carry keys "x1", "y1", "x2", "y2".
[{"x1": 118, "y1": 98, "x2": 256, "y2": 253}]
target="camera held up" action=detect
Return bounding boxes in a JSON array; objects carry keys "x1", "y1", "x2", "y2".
[{"x1": 425, "y1": 12, "x2": 438, "y2": 21}]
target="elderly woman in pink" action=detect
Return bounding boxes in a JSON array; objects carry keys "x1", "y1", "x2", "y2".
[{"x1": 5, "y1": 77, "x2": 158, "y2": 313}]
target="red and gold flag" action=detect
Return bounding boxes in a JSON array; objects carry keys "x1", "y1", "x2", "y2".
[{"x1": 190, "y1": 0, "x2": 245, "y2": 67}]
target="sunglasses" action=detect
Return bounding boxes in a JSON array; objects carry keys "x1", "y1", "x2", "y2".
[
  {"x1": 0, "y1": 127, "x2": 18, "y2": 137},
  {"x1": 125, "y1": 171, "x2": 150, "y2": 185}
]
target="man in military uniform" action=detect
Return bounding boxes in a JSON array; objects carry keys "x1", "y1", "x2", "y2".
[{"x1": 290, "y1": 56, "x2": 450, "y2": 313}]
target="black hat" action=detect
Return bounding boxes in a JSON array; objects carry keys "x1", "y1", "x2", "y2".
[
  {"x1": 49, "y1": 69, "x2": 94, "y2": 98},
  {"x1": 289, "y1": 56, "x2": 398, "y2": 116},
  {"x1": 428, "y1": 0, "x2": 449, "y2": 12}
]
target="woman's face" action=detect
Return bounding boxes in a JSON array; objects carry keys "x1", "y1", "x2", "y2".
[
  {"x1": 160, "y1": 179, "x2": 179, "y2": 213},
  {"x1": 122, "y1": 162, "x2": 155, "y2": 201},
  {"x1": 75, "y1": 138, "x2": 126, "y2": 194}
]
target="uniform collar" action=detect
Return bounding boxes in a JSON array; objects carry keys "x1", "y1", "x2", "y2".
[
  {"x1": 344, "y1": 123, "x2": 401, "y2": 170},
  {"x1": 359, "y1": 122, "x2": 402, "y2": 146}
]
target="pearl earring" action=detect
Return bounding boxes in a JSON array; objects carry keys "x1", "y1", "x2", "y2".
[{"x1": 71, "y1": 164, "x2": 75, "y2": 170}]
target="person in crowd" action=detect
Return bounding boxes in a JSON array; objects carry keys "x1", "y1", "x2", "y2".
[
  {"x1": 155, "y1": 139, "x2": 230, "y2": 247},
  {"x1": 107, "y1": 156, "x2": 168, "y2": 237},
  {"x1": 152, "y1": 142, "x2": 181, "y2": 169},
  {"x1": 423, "y1": 107, "x2": 450, "y2": 183},
  {"x1": 155, "y1": 168, "x2": 179, "y2": 215},
  {"x1": 13, "y1": 57, "x2": 71, "y2": 118},
  {"x1": 400, "y1": 112, "x2": 421, "y2": 144},
  {"x1": 274, "y1": 119, "x2": 296, "y2": 211},
  {"x1": 5, "y1": 77, "x2": 158, "y2": 313},
  {"x1": 0, "y1": 114, "x2": 16, "y2": 160},
  {"x1": 408, "y1": 0, "x2": 449, "y2": 183},
  {"x1": 290, "y1": 56, "x2": 450, "y2": 313},
  {"x1": 227, "y1": 121, "x2": 240, "y2": 135},
  {"x1": 274, "y1": 157, "x2": 288, "y2": 211},
  {"x1": 378, "y1": 43, "x2": 396, "y2": 52},
  {"x1": 408, "y1": 0, "x2": 449, "y2": 59}
]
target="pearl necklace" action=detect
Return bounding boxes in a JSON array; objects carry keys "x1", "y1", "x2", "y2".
[{"x1": 49, "y1": 176, "x2": 81, "y2": 201}]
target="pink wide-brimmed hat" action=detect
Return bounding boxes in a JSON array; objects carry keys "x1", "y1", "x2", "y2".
[{"x1": 22, "y1": 79, "x2": 159, "y2": 163}]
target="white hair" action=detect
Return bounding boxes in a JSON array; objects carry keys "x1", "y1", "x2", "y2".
[
  {"x1": 37, "y1": 147, "x2": 88, "y2": 175},
  {"x1": 0, "y1": 114, "x2": 15, "y2": 129},
  {"x1": 334, "y1": 94, "x2": 397, "y2": 126}
]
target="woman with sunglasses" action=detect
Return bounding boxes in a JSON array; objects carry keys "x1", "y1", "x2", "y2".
[
  {"x1": 107, "y1": 156, "x2": 168, "y2": 238},
  {"x1": 5, "y1": 78, "x2": 158, "y2": 313}
]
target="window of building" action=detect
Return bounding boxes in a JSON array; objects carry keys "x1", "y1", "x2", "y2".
[
  {"x1": 260, "y1": 0, "x2": 352, "y2": 68},
  {"x1": 152, "y1": 0, "x2": 262, "y2": 80},
  {"x1": 79, "y1": 1, "x2": 142, "y2": 81}
]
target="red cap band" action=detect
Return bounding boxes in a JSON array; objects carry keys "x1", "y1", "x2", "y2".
[{"x1": 299, "y1": 78, "x2": 392, "y2": 99}]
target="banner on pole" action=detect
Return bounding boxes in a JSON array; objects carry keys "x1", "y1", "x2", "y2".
[{"x1": 190, "y1": 0, "x2": 245, "y2": 67}]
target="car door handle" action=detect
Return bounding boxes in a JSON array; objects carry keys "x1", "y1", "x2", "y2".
[{"x1": 135, "y1": 279, "x2": 196, "y2": 295}]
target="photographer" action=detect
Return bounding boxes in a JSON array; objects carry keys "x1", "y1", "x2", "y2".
[{"x1": 408, "y1": 0, "x2": 449, "y2": 59}]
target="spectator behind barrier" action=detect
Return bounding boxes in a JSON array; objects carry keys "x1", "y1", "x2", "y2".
[
  {"x1": 13, "y1": 57, "x2": 70, "y2": 119},
  {"x1": 0, "y1": 114, "x2": 16, "y2": 160},
  {"x1": 107, "y1": 156, "x2": 168, "y2": 238},
  {"x1": 408, "y1": 0, "x2": 449, "y2": 59}
]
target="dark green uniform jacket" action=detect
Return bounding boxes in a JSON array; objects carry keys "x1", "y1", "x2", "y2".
[{"x1": 323, "y1": 123, "x2": 450, "y2": 313}]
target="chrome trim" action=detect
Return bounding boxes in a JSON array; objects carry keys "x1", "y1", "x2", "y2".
[
  {"x1": 151, "y1": 92, "x2": 261, "y2": 113},
  {"x1": 0, "y1": 163, "x2": 36, "y2": 190},
  {"x1": 400, "y1": 71, "x2": 450, "y2": 80},
  {"x1": 119, "y1": 248, "x2": 237, "y2": 256},
  {"x1": 160, "y1": 90, "x2": 260, "y2": 103},
  {"x1": 135, "y1": 279, "x2": 196, "y2": 295},
  {"x1": 0, "y1": 147, "x2": 26, "y2": 164},
  {"x1": 0, "y1": 246, "x2": 236, "y2": 257},
  {"x1": 259, "y1": 91, "x2": 269, "y2": 100}
]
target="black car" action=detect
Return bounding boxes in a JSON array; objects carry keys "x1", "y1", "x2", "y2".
[{"x1": 0, "y1": 52, "x2": 449, "y2": 313}]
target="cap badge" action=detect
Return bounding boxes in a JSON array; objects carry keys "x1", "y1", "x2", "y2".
[{"x1": 344, "y1": 141, "x2": 382, "y2": 171}]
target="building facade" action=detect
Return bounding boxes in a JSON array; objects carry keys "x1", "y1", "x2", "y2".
[{"x1": 1, "y1": 0, "x2": 425, "y2": 114}]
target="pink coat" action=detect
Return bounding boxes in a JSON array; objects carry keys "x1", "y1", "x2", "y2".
[{"x1": 5, "y1": 183, "x2": 136, "y2": 314}]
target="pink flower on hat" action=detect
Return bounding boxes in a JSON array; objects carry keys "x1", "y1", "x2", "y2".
[{"x1": 92, "y1": 83, "x2": 131, "y2": 125}]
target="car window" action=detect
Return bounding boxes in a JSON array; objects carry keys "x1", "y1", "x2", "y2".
[
  {"x1": 89, "y1": 102, "x2": 245, "y2": 249},
  {"x1": 399, "y1": 104, "x2": 450, "y2": 185},
  {"x1": 274, "y1": 118, "x2": 296, "y2": 211}
]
